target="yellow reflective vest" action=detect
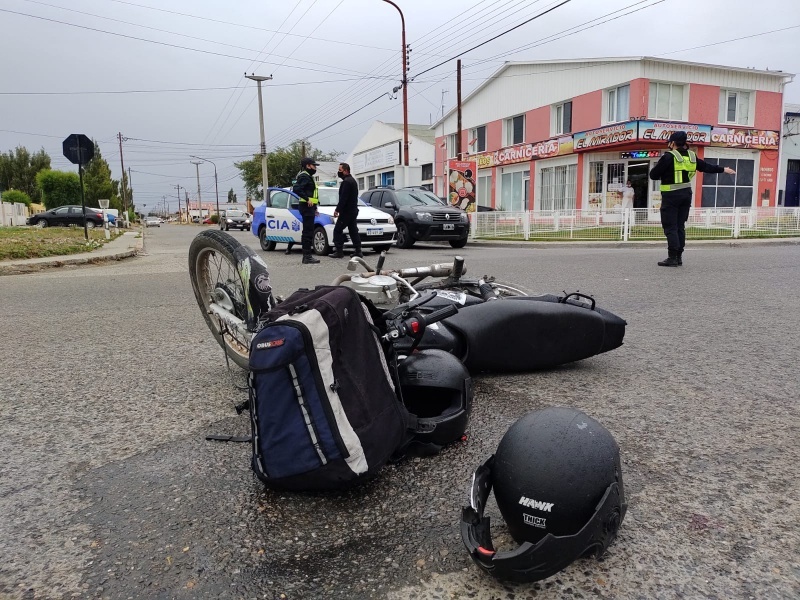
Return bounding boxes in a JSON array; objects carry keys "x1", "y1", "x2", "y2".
[
  {"x1": 296, "y1": 171, "x2": 319, "y2": 205},
  {"x1": 660, "y1": 150, "x2": 697, "y2": 192}
]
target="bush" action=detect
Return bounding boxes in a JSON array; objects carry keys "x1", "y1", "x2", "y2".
[
  {"x1": 35, "y1": 170, "x2": 81, "y2": 209},
  {"x1": 1, "y1": 189, "x2": 32, "y2": 207},
  {"x1": 210, "y1": 214, "x2": 220, "y2": 224}
]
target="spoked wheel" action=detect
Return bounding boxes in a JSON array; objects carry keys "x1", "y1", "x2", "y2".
[{"x1": 188, "y1": 230, "x2": 254, "y2": 369}]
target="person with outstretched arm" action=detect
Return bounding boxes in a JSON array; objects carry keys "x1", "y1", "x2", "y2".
[{"x1": 649, "y1": 131, "x2": 735, "y2": 267}]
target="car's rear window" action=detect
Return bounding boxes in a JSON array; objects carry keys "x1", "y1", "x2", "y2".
[{"x1": 226, "y1": 210, "x2": 245, "y2": 217}]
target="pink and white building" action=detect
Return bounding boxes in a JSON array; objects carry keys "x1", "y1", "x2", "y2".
[{"x1": 433, "y1": 57, "x2": 794, "y2": 216}]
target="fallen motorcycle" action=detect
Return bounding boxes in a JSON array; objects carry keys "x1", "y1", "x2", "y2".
[{"x1": 188, "y1": 230, "x2": 626, "y2": 373}]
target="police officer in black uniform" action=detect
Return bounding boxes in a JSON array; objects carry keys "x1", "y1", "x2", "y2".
[
  {"x1": 292, "y1": 157, "x2": 321, "y2": 264},
  {"x1": 649, "y1": 131, "x2": 735, "y2": 267},
  {"x1": 329, "y1": 162, "x2": 362, "y2": 258}
]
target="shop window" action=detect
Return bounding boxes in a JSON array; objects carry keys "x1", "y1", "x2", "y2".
[
  {"x1": 421, "y1": 163, "x2": 433, "y2": 181},
  {"x1": 553, "y1": 101, "x2": 572, "y2": 135},
  {"x1": 504, "y1": 115, "x2": 525, "y2": 146},
  {"x1": 701, "y1": 158, "x2": 755, "y2": 208},
  {"x1": 539, "y1": 164, "x2": 576, "y2": 212},
  {"x1": 367, "y1": 174, "x2": 376, "y2": 189},
  {"x1": 605, "y1": 85, "x2": 630, "y2": 123},
  {"x1": 500, "y1": 170, "x2": 529, "y2": 211},
  {"x1": 477, "y1": 174, "x2": 492, "y2": 208},
  {"x1": 720, "y1": 90, "x2": 751, "y2": 125},
  {"x1": 357, "y1": 177, "x2": 365, "y2": 191},
  {"x1": 649, "y1": 83, "x2": 685, "y2": 121},
  {"x1": 446, "y1": 134, "x2": 457, "y2": 158},
  {"x1": 469, "y1": 126, "x2": 487, "y2": 153}
]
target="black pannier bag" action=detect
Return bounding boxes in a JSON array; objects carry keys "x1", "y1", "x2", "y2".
[{"x1": 248, "y1": 286, "x2": 408, "y2": 491}]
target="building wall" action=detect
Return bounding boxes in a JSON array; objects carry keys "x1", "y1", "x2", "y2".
[
  {"x1": 688, "y1": 84, "x2": 719, "y2": 124},
  {"x1": 433, "y1": 58, "x2": 791, "y2": 209}
]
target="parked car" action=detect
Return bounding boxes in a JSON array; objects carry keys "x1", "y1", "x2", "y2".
[
  {"x1": 362, "y1": 187, "x2": 469, "y2": 249},
  {"x1": 144, "y1": 216, "x2": 161, "y2": 227},
  {"x1": 252, "y1": 186, "x2": 397, "y2": 255},
  {"x1": 27, "y1": 205, "x2": 105, "y2": 229},
  {"x1": 220, "y1": 209, "x2": 251, "y2": 231},
  {"x1": 202, "y1": 217, "x2": 214, "y2": 225}
]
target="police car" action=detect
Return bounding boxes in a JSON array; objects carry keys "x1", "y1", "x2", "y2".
[{"x1": 252, "y1": 185, "x2": 397, "y2": 255}]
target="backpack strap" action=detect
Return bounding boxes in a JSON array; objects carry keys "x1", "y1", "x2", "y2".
[{"x1": 206, "y1": 434, "x2": 252, "y2": 443}]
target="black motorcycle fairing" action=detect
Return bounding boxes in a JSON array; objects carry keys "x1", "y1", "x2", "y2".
[{"x1": 442, "y1": 299, "x2": 608, "y2": 372}]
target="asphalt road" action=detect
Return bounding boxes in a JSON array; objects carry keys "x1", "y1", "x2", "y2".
[{"x1": 1, "y1": 225, "x2": 799, "y2": 600}]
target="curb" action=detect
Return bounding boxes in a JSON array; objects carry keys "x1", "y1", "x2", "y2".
[
  {"x1": 0, "y1": 231, "x2": 144, "y2": 276},
  {"x1": 465, "y1": 237, "x2": 800, "y2": 250}
]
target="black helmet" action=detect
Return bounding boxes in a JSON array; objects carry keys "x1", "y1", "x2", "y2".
[
  {"x1": 461, "y1": 407, "x2": 627, "y2": 583},
  {"x1": 397, "y1": 349, "x2": 471, "y2": 447}
]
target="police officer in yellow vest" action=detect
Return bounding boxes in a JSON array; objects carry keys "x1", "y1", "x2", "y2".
[
  {"x1": 649, "y1": 131, "x2": 735, "y2": 267},
  {"x1": 292, "y1": 157, "x2": 321, "y2": 264}
]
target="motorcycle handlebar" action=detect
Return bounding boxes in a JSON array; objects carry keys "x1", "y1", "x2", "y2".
[{"x1": 421, "y1": 303, "x2": 458, "y2": 325}]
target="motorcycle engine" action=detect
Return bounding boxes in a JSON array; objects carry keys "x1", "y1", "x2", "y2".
[{"x1": 345, "y1": 275, "x2": 399, "y2": 305}]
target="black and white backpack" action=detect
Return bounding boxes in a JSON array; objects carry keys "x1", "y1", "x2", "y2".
[{"x1": 247, "y1": 285, "x2": 413, "y2": 491}]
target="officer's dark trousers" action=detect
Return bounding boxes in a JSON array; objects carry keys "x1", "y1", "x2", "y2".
[
  {"x1": 660, "y1": 189, "x2": 692, "y2": 257},
  {"x1": 300, "y1": 203, "x2": 316, "y2": 256},
  {"x1": 332, "y1": 212, "x2": 360, "y2": 252}
]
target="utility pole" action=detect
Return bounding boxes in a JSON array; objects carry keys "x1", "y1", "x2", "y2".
[
  {"x1": 162, "y1": 195, "x2": 167, "y2": 218},
  {"x1": 117, "y1": 133, "x2": 127, "y2": 218},
  {"x1": 382, "y1": 1, "x2": 409, "y2": 167},
  {"x1": 191, "y1": 160, "x2": 202, "y2": 220},
  {"x1": 457, "y1": 59, "x2": 462, "y2": 158},
  {"x1": 175, "y1": 184, "x2": 182, "y2": 222},
  {"x1": 245, "y1": 73, "x2": 273, "y2": 201}
]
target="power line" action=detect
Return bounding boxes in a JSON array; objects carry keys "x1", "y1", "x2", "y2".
[
  {"x1": 0, "y1": 8, "x2": 395, "y2": 79},
  {"x1": 99, "y1": 0, "x2": 398, "y2": 53},
  {"x1": 412, "y1": 0, "x2": 572, "y2": 80}
]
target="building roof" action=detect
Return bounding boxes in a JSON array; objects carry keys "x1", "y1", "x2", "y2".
[
  {"x1": 432, "y1": 56, "x2": 796, "y2": 127},
  {"x1": 383, "y1": 122, "x2": 436, "y2": 144}
]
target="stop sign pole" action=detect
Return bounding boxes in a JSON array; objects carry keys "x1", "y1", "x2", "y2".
[{"x1": 62, "y1": 134, "x2": 95, "y2": 240}]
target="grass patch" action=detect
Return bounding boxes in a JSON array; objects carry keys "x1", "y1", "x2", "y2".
[{"x1": 0, "y1": 227, "x2": 122, "y2": 261}]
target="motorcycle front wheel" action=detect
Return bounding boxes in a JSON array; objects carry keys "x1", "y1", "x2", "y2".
[{"x1": 188, "y1": 230, "x2": 253, "y2": 369}]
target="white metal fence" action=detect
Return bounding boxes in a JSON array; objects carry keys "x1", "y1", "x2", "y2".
[
  {"x1": 470, "y1": 207, "x2": 800, "y2": 242},
  {"x1": 0, "y1": 202, "x2": 30, "y2": 226}
]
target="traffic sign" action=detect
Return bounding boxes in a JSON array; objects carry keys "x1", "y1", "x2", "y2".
[{"x1": 62, "y1": 134, "x2": 94, "y2": 166}]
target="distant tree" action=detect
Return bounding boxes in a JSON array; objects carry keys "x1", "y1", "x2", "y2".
[
  {"x1": 36, "y1": 170, "x2": 81, "y2": 209},
  {"x1": 227, "y1": 188, "x2": 237, "y2": 203},
  {"x1": 0, "y1": 189, "x2": 32, "y2": 207},
  {"x1": 112, "y1": 170, "x2": 133, "y2": 212},
  {"x1": 0, "y1": 146, "x2": 51, "y2": 203},
  {"x1": 235, "y1": 140, "x2": 341, "y2": 201},
  {"x1": 83, "y1": 141, "x2": 122, "y2": 210}
]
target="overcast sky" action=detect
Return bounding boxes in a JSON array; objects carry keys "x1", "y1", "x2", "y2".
[{"x1": 2, "y1": 0, "x2": 798, "y2": 212}]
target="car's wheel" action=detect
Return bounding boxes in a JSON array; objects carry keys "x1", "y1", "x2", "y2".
[
  {"x1": 396, "y1": 222, "x2": 415, "y2": 249},
  {"x1": 225, "y1": 225, "x2": 230, "y2": 231},
  {"x1": 258, "y1": 227, "x2": 276, "y2": 251},
  {"x1": 313, "y1": 226, "x2": 331, "y2": 256},
  {"x1": 449, "y1": 237, "x2": 468, "y2": 248},
  {"x1": 36, "y1": 219, "x2": 47, "y2": 228},
  {"x1": 246, "y1": 227, "x2": 251, "y2": 232},
  {"x1": 86, "y1": 221, "x2": 96, "y2": 229}
]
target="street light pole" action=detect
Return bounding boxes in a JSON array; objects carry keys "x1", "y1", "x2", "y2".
[
  {"x1": 382, "y1": 0, "x2": 409, "y2": 168},
  {"x1": 190, "y1": 160, "x2": 203, "y2": 221},
  {"x1": 190, "y1": 156, "x2": 220, "y2": 220},
  {"x1": 245, "y1": 73, "x2": 273, "y2": 202}
]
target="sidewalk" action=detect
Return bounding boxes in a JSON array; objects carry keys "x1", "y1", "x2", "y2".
[{"x1": 0, "y1": 230, "x2": 143, "y2": 276}]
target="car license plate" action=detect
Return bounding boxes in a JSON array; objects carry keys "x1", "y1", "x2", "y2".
[
  {"x1": 443, "y1": 224, "x2": 455, "y2": 230},
  {"x1": 366, "y1": 228, "x2": 382, "y2": 236}
]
